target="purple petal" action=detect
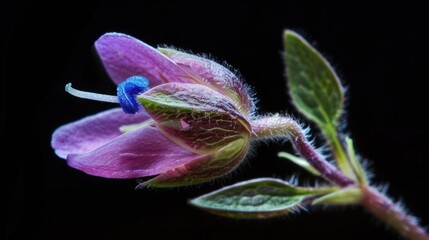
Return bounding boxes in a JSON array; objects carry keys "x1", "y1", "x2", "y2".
[
  {"x1": 95, "y1": 33, "x2": 194, "y2": 86},
  {"x1": 51, "y1": 108, "x2": 150, "y2": 159},
  {"x1": 67, "y1": 127, "x2": 199, "y2": 179}
]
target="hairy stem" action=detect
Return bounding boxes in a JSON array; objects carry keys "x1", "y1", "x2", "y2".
[
  {"x1": 251, "y1": 115, "x2": 428, "y2": 239},
  {"x1": 361, "y1": 187, "x2": 429, "y2": 240},
  {"x1": 251, "y1": 116, "x2": 354, "y2": 187}
]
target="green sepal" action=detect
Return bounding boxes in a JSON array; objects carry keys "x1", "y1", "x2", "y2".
[
  {"x1": 139, "y1": 138, "x2": 249, "y2": 188},
  {"x1": 138, "y1": 82, "x2": 251, "y2": 154}
]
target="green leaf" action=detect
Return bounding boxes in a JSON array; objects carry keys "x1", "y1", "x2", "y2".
[
  {"x1": 283, "y1": 30, "x2": 344, "y2": 129},
  {"x1": 278, "y1": 152, "x2": 321, "y2": 176},
  {"x1": 190, "y1": 178, "x2": 334, "y2": 218},
  {"x1": 312, "y1": 187, "x2": 362, "y2": 205},
  {"x1": 346, "y1": 137, "x2": 367, "y2": 185}
]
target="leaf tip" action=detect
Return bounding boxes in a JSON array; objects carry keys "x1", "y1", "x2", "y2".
[
  {"x1": 283, "y1": 30, "x2": 305, "y2": 45},
  {"x1": 283, "y1": 29, "x2": 297, "y2": 36},
  {"x1": 188, "y1": 197, "x2": 200, "y2": 207}
]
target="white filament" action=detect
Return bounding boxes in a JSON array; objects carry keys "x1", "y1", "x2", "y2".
[{"x1": 65, "y1": 83, "x2": 119, "y2": 103}]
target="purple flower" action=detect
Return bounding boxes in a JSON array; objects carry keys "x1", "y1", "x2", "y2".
[{"x1": 51, "y1": 33, "x2": 255, "y2": 187}]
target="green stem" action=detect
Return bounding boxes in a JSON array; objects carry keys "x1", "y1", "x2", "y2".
[{"x1": 326, "y1": 126, "x2": 356, "y2": 180}]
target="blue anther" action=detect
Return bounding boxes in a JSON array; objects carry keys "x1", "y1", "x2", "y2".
[{"x1": 117, "y1": 76, "x2": 150, "y2": 114}]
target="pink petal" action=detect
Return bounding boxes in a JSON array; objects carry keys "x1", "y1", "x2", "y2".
[
  {"x1": 95, "y1": 33, "x2": 194, "y2": 86},
  {"x1": 51, "y1": 108, "x2": 149, "y2": 159},
  {"x1": 66, "y1": 127, "x2": 199, "y2": 179}
]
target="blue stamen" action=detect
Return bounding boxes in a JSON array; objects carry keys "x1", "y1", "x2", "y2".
[{"x1": 117, "y1": 76, "x2": 150, "y2": 114}]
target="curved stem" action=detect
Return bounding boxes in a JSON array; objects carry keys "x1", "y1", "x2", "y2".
[
  {"x1": 361, "y1": 187, "x2": 429, "y2": 240},
  {"x1": 251, "y1": 116, "x2": 354, "y2": 187}
]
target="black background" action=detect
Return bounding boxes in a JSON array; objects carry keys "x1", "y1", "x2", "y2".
[{"x1": 2, "y1": 1, "x2": 429, "y2": 240}]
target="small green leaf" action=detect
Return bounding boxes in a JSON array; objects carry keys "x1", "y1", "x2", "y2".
[
  {"x1": 190, "y1": 178, "x2": 333, "y2": 218},
  {"x1": 346, "y1": 137, "x2": 367, "y2": 185},
  {"x1": 312, "y1": 187, "x2": 362, "y2": 205},
  {"x1": 283, "y1": 30, "x2": 344, "y2": 130},
  {"x1": 278, "y1": 152, "x2": 321, "y2": 176}
]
